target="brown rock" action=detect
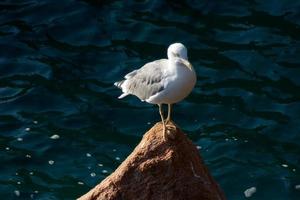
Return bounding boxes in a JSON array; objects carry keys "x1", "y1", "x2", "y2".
[{"x1": 78, "y1": 122, "x2": 226, "y2": 200}]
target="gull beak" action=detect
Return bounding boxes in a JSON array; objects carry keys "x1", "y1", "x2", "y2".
[{"x1": 181, "y1": 59, "x2": 193, "y2": 71}]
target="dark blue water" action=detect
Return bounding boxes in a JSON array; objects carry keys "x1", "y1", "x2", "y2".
[{"x1": 1, "y1": 0, "x2": 300, "y2": 199}]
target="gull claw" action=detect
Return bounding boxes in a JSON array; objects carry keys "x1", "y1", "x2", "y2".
[
  {"x1": 166, "y1": 124, "x2": 177, "y2": 132},
  {"x1": 162, "y1": 123, "x2": 177, "y2": 140}
]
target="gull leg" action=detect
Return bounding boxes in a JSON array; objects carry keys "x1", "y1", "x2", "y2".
[
  {"x1": 166, "y1": 104, "x2": 172, "y2": 123},
  {"x1": 158, "y1": 104, "x2": 167, "y2": 141},
  {"x1": 166, "y1": 103, "x2": 176, "y2": 130}
]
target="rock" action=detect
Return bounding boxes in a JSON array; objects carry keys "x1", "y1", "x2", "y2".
[{"x1": 78, "y1": 122, "x2": 226, "y2": 200}]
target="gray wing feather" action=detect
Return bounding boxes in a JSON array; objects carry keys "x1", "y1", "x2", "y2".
[{"x1": 123, "y1": 59, "x2": 168, "y2": 100}]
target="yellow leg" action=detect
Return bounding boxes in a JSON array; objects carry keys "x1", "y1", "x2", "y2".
[
  {"x1": 166, "y1": 104, "x2": 177, "y2": 135},
  {"x1": 166, "y1": 104, "x2": 172, "y2": 123},
  {"x1": 158, "y1": 104, "x2": 167, "y2": 141}
]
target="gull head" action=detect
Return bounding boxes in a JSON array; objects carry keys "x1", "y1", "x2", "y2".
[
  {"x1": 167, "y1": 43, "x2": 188, "y2": 60},
  {"x1": 167, "y1": 43, "x2": 193, "y2": 70}
]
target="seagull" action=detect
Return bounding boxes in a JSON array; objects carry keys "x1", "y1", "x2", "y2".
[{"x1": 114, "y1": 43, "x2": 196, "y2": 140}]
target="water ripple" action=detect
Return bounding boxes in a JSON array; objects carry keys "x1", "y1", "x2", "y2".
[{"x1": 0, "y1": 0, "x2": 300, "y2": 199}]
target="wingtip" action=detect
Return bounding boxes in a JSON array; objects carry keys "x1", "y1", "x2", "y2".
[{"x1": 118, "y1": 93, "x2": 128, "y2": 99}]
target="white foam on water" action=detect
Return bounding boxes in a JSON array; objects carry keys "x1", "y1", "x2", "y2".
[
  {"x1": 86, "y1": 153, "x2": 91, "y2": 157},
  {"x1": 90, "y1": 172, "x2": 96, "y2": 177},
  {"x1": 48, "y1": 160, "x2": 54, "y2": 165},
  {"x1": 50, "y1": 134, "x2": 60, "y2": 139},
  {"x1": 244, "y1": 187, "x2": 256, "y2": 198},
  {"x1": 14, "y1": 190, "x2": 20, "y2": 197}
]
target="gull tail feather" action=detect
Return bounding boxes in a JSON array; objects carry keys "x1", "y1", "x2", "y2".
[
  {"x1": 114, "y1": 80, "x2": 129, "y2": 99},
  {"x1": 114, "y1": 80, "x2": 124, "y2": 89}
]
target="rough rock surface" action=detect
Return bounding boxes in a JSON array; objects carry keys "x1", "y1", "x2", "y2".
[{"x1": 78, "y1": 122, "x2": 226, "y2": 200}]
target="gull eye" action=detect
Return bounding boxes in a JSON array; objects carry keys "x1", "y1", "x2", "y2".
[{"x1": 172, "y1": 52, "x2": 180, "y2": 57}]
